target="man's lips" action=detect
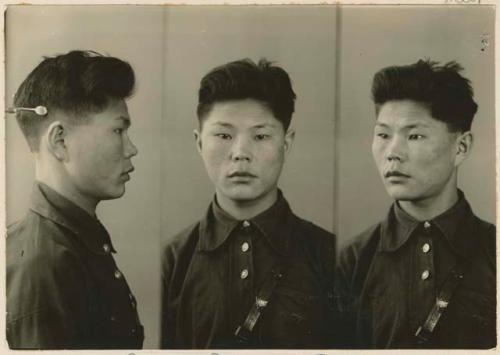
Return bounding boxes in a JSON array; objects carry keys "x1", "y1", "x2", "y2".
[
  {"x1": 123, "y1": 167, "x2": 135, "y2": 175},
  {"x1": 121, "y1": 167, "x2": 134, "y2": 181},
  {"x1": 384, "y1": 170, "x2": 411, "y2": 178},
  {"x1": 228, "y1": 171, "x2": 257, "y2": 178}
]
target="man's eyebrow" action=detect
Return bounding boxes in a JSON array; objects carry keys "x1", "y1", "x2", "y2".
[
  {"x1": 402, "y1": 122, "x2": 431, "y2": 129},
  {"x1": 115, "y1": 116, "x2": 131, "y2": 127},
  {"x1": 375, "y1": 122, "x2": 431, "y2": 129},
  {"x1": 253, "y1": 123, "x2": 277, "y2": 129},
  {"x1": 211, "y1": 121, "x2": 234, "y2": 128}
]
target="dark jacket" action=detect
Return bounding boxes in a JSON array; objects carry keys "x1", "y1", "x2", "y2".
[
  {"x1": 161, "y1": 194, "x2": 337, "y2": 349},
  {"x1": 336, "y1": 192, "x2": 496, "y2": 349},
  {"x1": 7, "y1": 182, "x2": 144, "y2": 349}
]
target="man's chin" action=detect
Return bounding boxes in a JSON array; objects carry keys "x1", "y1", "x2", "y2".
[
  {"x1": 222, "y1": 186, "x2": 261, "y2": 203},
  {"x1": 385, "y1": 186, "x2": 419, "y2": 201},
  {"x1": 99, "y1": 186, "x2": 126, "y2": 201}
]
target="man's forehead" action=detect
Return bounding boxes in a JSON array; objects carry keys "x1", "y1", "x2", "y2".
[
  {"x1": 209, "y1": 120, "x2": 277, "y2": 128},
  {"x1": 375, "y1": 118, "x2": 432, "y2": 129},
  {"x1": 376, "y1": 100, "x2": 438, "y2": 128}
]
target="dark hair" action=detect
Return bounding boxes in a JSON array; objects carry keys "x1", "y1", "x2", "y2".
[
  {"x1": 13, "y1": 50, "x2": 135, "y2": 151},
  {"x1": 197, "y1": 58, "x2": 296, "y2": 130},
  {"x1": 371, "y1": 59, "x2": 478, "y2": 132}
]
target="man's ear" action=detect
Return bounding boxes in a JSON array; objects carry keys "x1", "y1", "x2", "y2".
[
  {"x1": 194, "y1": 129, "x2": 202, "y2": 154},
  {"x1": 284, "y1": 128, "x2": 295, "y2": 156},
  {"x1": 454, "y1": 130, "x2": 473, "y2": 167},
  {"x1": 46, "y1": 121, "x2": 67, "y2": 161}
]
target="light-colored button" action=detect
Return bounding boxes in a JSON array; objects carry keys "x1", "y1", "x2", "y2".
[
  {"x1": 114, "y1": 270, "x2": 122, "y2": 279},
  {"x1": 240, "y1": 269, "x2": 249, "y2": 279},
  {"x1": 103, "y1": 243, "x2": 111, "y2": 253},
  {"x1": 423, "y1": 221, "x2": 431, "y2": 229},
  {"x1": 422, "y1": 243, "x2": 430, "y2": 253},
  {"x1": 129, "y1": 293, "x2": 134, "y2": 300},
  {"x1": 421, "y1": 270, "x2": 430, "y2": 280},
  {"x1": 242, "y1": 220, "x2": 250, "y2": 228},
  {"x1": 241, "y1": 242, "x2": 250, "y2": 252}
]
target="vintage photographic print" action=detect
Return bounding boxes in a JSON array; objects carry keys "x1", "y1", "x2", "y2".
[{"x1": 2, "y1": 1, "x2": 496, "y2": 353}]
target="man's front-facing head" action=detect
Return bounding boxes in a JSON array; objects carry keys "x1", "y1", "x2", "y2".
[
  {"x1": 194, "y1": 59, "x2": 296, "y2": 210},
  {"x1": 370, "y1": 59, "x2": 477, "y2": 204},
  {"x1": 14, "y1": 50, "x2": 138, "y2": 209}
]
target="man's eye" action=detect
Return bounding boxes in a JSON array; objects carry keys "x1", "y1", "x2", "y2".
[
  {"x1": 215, "y1": 133, "x2": 232, "y2": 140},
  {"x1": 409, "y1": 134, "x2": 424, "y2": 140},
  {"x1": 376, "y1": 133, "x2": 389, "y2": 139},
  {"x1": 255, "y1": 134, "x2": 270, "y2": 141},
  {"x1": 114, "y1": 128, "x2": 124, "y2": 134}
]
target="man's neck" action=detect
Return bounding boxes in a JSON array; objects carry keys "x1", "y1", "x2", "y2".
[
  {"x1": 398, "y1": 187, "x2": 459, "y2": 222},
  {"x1": 216, "y1": 189, "x2": 278, "y2": 220},
  {"x1": 36, "y1": 164, "x2": 98, "y2": 217}
]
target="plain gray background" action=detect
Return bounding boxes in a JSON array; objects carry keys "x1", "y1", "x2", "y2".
[{"x1": 4, "y1": 4, "x2": 495, "y2": 349}]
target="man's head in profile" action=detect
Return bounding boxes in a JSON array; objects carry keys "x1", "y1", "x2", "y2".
[
  {"x1": 7, "y1": 50, "x2": 144, "y2": 350},
  {"x1": 13, "y1": 50, "x2": 138, "y2": 213},
  {"x1": 371, "y1": 60, "x2": 476, "y2": 215}
]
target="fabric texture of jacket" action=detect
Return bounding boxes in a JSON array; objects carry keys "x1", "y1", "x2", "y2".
[
  {"x1": 161, "y1": 192, "x2": 337, "y2": 349},
  {"x1": 7, "y1": 182, "x2": 144, "y2": 349},
  {"x1": 336, "y1": 191, "x2": 496, "y2": 349}
]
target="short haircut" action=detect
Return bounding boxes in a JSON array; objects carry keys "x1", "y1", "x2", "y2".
[
  {"x1": 371, "y1": 59, "x2": 478, "y2": 132},
  {"x1": 197, "y1": 58, "x2": 296, "y2": 130},
  {"x1": 13, "y1": 50, "x2": 135, "y2": 151}
]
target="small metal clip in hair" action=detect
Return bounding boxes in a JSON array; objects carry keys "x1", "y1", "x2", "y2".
[{"x1": 5, "y1": 106, "x2": 48, "y2": 116}]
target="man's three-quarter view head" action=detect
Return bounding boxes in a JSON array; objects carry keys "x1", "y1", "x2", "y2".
[{"x1": 370, "y1": 60, "x2": 477, "y2": 203}]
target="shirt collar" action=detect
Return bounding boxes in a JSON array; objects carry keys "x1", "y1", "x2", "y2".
[
  {"x1": 198, "y1": 190, "x2": 294, "y2": 256},
  {"x1": 30, "y1": 181, "x2": 116, "y2": 255},
  {"x1": 379, "y1": 189, "x2": 474, "y2": 257}
]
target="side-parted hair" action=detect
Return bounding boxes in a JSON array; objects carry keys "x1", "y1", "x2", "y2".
[
  {"x1": 371, "y1": 59, "x2": 478, "y2": 132},
  {"x1": 197, "y1": 58, "x2": 296, "y2": 130},
  {"x1": 14, "y1": 50, "x2": 135, "y2": 151}
]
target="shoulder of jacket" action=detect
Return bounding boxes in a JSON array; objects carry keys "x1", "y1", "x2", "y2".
[
  {"x1": 7, "y1": 218, "x2": 84, "y2": 281},
  {"x1": 292, "y1": 215, "x2": 336, "y2": 274},
  {"x1": 293, "y1": 215, "x2": 335, "y2": 243},
  {"x1": 161, "y1": 221, "x2": 201, "y2": 261},
  {"x1": 7, "y1": 211, "x2": 78, "y2": 251},
  {"x1": 344, "y1": 222, "x2": 380, "y2": 251},
  {"x1": 338, "y1": 222, "x2": 381, "y2": 269},
  {"x1": 471, "y1": 215, "x2": 496, "y2": 260}
]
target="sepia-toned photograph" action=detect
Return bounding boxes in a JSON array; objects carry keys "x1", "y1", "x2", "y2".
[{"x1": 2, "y1": 2, "x2": 496, "y2": 352}]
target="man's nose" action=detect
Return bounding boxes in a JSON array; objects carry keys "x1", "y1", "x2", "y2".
[
  {"x1": 386, "y1": 136, "x2": 405, "y2": 162},
  {"x1": 124, "y1": 134, "x2": 138, "y2": 158},
  {"x1": 230, "y1": 136, "x2": 252, "y2": 162}
]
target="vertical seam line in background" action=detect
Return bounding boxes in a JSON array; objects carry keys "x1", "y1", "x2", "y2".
[
  {"x1": 333, "y1": 3, "x2": 342, "y2": 248},
  {"x1": 158, "y1": 5, "x2": 168, "y2": 348}
]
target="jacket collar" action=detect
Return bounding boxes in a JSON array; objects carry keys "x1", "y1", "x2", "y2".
[
  {"x1": 198, "y1": 190, "x2": 294, "y2": 256},
  {"x1": 378, "y1": 190, "x2": 475, "y2": 258},
  {"x1": 29, "y1": 181, "x2": 116, "y2": 255}
]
